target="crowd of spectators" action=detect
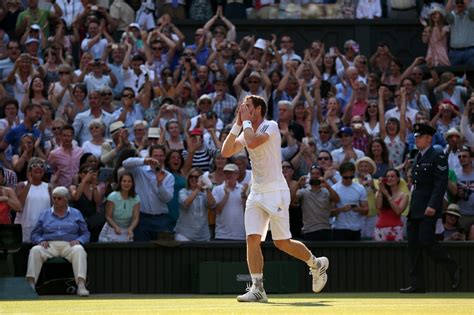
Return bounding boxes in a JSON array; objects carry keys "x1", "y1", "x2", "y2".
[{"x1": 0, "y1": 0, "x2": 473, "y2": 249}]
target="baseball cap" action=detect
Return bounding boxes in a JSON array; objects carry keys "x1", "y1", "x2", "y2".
[
  {"x1": 337, "y1": 127, "x2": 353, "y2": 137},
  {"x1": 223, "y1": 163, "x2": 239, "y2": 172}
]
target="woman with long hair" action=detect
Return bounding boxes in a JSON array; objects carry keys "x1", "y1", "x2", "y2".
[
  {"x1": 22, "y1": 75, "x2": 47, "y2": 113},
  {"x1": 64, "y1": 83, "x2": 88, "y2": 123},
  {"x1": 379, "y1": 87, "x2": 407, "y2": 169},
  {"x1": 174, "y1": 167, "x2": 216, "y2": 241},
  {"x1": 5, "y1": 53, "x2": 35, "y2": 116},
  {"x1": 422, "y1": 6, "x2": 450, "y2": 66},
  {"x1": 49, "y1": 64, "x2": 74, "y2": 118},
  {"x1": 367, "y1": 138, "x2": 391, "y2": 179},
  {"x1": 363, "y1": 99, "x2": 381, "y2": 137},
  {"x1": 320, "y1": 54, "x2": 339, "y2": 86},
  {"x1": 99, "y1": 172, "x2": 140, "y2": 242},
  {"x1": 69, "y1": 165, "x2": 104, "y2": 242},
  {"x1": 374, "y1": 168, "x2": 408, "y2": 241}
]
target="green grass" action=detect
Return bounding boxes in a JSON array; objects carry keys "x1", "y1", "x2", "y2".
[{"x1": 1, "y1": 293, "x2": 474, "y2": 314}]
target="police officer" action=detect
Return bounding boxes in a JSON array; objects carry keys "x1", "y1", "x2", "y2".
[{"x1": 400, "y1": 123, "x2": 461, "y2": 293}]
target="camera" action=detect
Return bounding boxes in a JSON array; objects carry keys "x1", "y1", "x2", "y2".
[
  {"x1": 155, "y1": 165, "x2": 161, "y2": 172},
  {"x1": 350, "y1": 204, "x2": 358, "y2": 208},
  {"x1": 185, "y1": 56, "x2": 192, "y2": 63},
  {"x1": 309, "y1": 179, "x2": 321, "y2": 186}
]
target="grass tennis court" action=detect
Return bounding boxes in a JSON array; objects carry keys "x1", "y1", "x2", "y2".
[{"x1": 1, "y1": 293, "x2": 474, "y2": 314}]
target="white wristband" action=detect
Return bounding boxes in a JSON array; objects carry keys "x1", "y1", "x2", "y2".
[
  {"x1": 243, "y1": 120, "x2": 252, "y2": 130},
  {"x1": 230, "y1": 124, "x2": 242, "y2": 136}
]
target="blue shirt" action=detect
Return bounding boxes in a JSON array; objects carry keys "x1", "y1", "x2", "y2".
[
  {"x1": 185, "y1": 44, "x2": 209, "y2": 66},
  {"x1": 122, "y1": 157, "x2": 174, "y2": 215},
  {"x1": 112, "y1": 104, "x2": 145, "y2": 141},
  {"x1": 30, "y1": 207, "x2": 90, "y2": 245},
  {"x1": 4, "y1": 123, "x2": 42, "y2": 155}
]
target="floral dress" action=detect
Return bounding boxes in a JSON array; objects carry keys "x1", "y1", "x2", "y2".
[{"x1": 384, "y1": 135, "x2": 405, "y2": 168}]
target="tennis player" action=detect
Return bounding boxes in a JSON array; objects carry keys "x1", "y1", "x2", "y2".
[{"x1": 221, "y1": 95, "x2": 329, "y2": 302}]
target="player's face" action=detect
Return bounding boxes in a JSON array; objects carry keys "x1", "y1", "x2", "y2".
[{"x1": 244, "y1": 98, "x2": 258, "y2": 121}]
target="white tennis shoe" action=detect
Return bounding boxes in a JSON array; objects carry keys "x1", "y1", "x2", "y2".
[
  {"x1": 236, "y1": 284, "x2": 268, "y2": 303},
  {"x1": 310, "y1": 256, "x2": 329, "y2": 293}
]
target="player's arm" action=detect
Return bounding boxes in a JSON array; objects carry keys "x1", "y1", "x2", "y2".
[
  {"x1": 221, "y1": 105, "x2": 244, "y2": 158},
  {"x1": 221, "y1": 133, "x2": 244, "y2": 158},
  {"x1": 243, "y1": 127, "x2": 269, "y2": 150}
]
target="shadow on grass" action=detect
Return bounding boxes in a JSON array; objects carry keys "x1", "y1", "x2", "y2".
[{"x1": 268, "y1": 300, "x2": 332, "y2": 307}]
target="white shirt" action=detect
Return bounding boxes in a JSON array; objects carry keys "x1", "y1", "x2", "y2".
[
  {"x1": 56, "y1": 0, "x2": 84, "y2": 27},
  {"x1": 237, "y1": 120, "x2": 288, "y2": 193},
  {"x1": 81, "y1": 37, "x2": 108, "y2": 60},
  {"x1": 122, "y1": 66, "x2": 155, "y2": 95},
  {"x1": 331, "y1": 147, "x2": 366, "y2": 165},
  {"x1": 385, "y1": 106, "x2": 418, "y2": 125},
  {"x1": 356, "y1": 0, "x2": 382, "y2": 19}
]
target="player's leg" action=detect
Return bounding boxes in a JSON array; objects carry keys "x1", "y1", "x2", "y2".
[
  {"x1": 270, "y1": 190, "x2": 329, "y2": 293},
  {"x1": 237, "y1": 199, "x2": 269, "y2": 303}
]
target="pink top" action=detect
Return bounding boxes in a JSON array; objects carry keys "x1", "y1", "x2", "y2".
[{"x1": 48, "y1": 146, "x2": 84, "y2": 187}]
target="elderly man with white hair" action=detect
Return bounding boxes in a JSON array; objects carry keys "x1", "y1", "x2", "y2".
[{"x1": 26, "y1": 186, "x2": 91, "y2": 296}]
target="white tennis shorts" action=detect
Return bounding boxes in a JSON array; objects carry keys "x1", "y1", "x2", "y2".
[{"x1": 245, "y1": 190, "x2": 292, "y2": 240}]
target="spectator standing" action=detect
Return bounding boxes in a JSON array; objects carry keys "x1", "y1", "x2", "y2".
[
  {"x1": 15, "y1": 158, "x2": 52, "y2": 243},
  {"x1": 422, "y1": 6, "x2": 450, "y2": 66},
  {"x1": 374, "y1": 169, "x2": 409, "y2": 241},
  {"x1": 49, "y1": 125, "x2": 84, "y2": 187},
  {"x1": 73, "y1": 90, "x2": 114, "y2": 145},
  {"x1": 455, "y1": 147, "x2": 474, "y2": 240},
  {"x1": 445, "y1": 0, "x2": 474, "y2": 66},
  {"x1": 0, "y1": 166, "x2": 22, "y2": 224},
  {"x1": 331, "y1": 162, "x2": 369, "y2": 241},
  {"x1": 296, "y1": 164, "x2": 340, "y2": 241},
  {"x1": 330, "y1": 127, "x2": 365, "y2": 167},
  {"x1": 80, "y1": 19, "x2": 114, "y2": 60},
  {"x1": 175, "y1": 167, "x2": 215, "y2": 241},
  {"x1": 122, "y1": 145, "x2": 174, "y2": 241},
  {"x1": 356, "y1": 0, "x2": 382, "y2": 19},
  {"x1": 99, "y1": 172, "x2": 140, "y2": 242},
  {"x1": 212, "y1": 163, "x2": 246, "y2": 241}
]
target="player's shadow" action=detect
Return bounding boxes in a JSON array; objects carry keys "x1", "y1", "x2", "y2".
[{"x1": 268, "y1": 300, "x2": 331, "y2": 307}]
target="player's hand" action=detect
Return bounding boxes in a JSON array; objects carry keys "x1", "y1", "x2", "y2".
[
  {"x1": 240, "y1": 103, "x2": 252, "y2": 121},
  {"x1": 40, "y1": 240, "x2": 49, "y2": 248},
  {"x1": 70, "y1": 240, "x2": 80, "y2": 246}
]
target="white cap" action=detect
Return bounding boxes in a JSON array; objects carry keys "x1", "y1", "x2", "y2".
[
  {"x1": 223, "y1": 163, "x2": 239, "y2": 172},
  {"x1": 254, "y1": 38, "x2": 266, "y2": 50}
]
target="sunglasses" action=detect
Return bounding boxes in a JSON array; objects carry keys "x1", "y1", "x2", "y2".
[
  {"x1": 59, "y1": 71, "x2": 69, "y2": 75},
  {"x1": 101, "y1": 92, "x2": 112, "y2": 96},
  {"x1": 458, "y1": 155, "x2": 470, "y2": 159},
  {"x1": 282, "y1": 165, "x2": 293, "y2": 169},
  {"x1": 152, "y1": 47, "x2": 163, "y2": 51},
  {"x1": 318, "y1": 157, "x2": 330, "y2": 161},
  {"x1": 134, "y1": 128, "x2": 145, "y2": 132},
  {"x1": 352, "y1": 121, "x2": 363, "y2": 124},
  {"x1": 52, "y1": 126, "x2": 62, "y2": 131},
  {"x1": 122, "y1": 94, "x2": 134, "y2": 99},
  {"x1": 343, "y1": 175, "x2": 355, "y2": 180}
]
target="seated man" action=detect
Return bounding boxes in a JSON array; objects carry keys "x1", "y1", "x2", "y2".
[{"x1": 26, "y1": 187, "x2": 90, "y2": 296}]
